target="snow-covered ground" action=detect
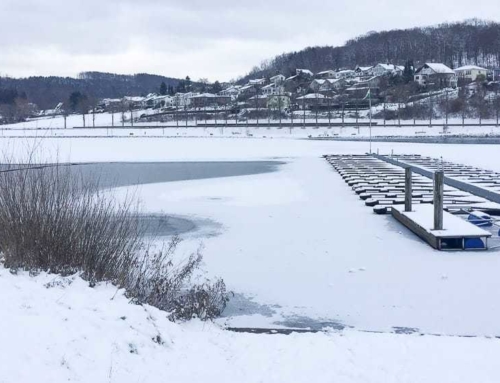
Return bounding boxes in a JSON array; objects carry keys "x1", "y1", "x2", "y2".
[
  {"x1": 2, "y1": 267, "x2": 500, "y2": 383},
  {"x1": 2, "y1": 136, "x2": 500, "y2": 381},
  {"x1": 2, "y1": 111, "x2": 500, "y2": 140}
]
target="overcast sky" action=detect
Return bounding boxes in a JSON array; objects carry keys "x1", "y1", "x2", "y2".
[{"x1": 0, "y1": 0, "x2": 499, "y2": 81}]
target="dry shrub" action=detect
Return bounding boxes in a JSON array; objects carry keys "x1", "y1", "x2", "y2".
[
  {"x1": 0, "y1": 158, "x2": 229, "y2": 320},
  {"x1": 130, "y1": 238, "x2": 230, "y2": 321}
]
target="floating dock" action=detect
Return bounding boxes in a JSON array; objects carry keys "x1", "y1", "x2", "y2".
[
  {"x1": 391, "y1": 205, "x2": 491, "y2": 250},
  {"x1": 325, "y1": 155, "x2": 493, "y2": 211},
  {"x1": 324, "y1": 154, "x2": 500, "y2": 251}
]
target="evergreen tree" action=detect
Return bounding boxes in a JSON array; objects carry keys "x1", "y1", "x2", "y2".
[
  {"x1": 176, "y1": 80, "x2": 186, "y2": 93},
  {"x1": 403, "y1": 60, "x2": 415, "y2": 84},
  {"x1": 68, "y1": 91, "x2": 85, "y2": 112},
  {"x1": 159, "y1": 81, "x2": 167, "y2": 95},
  {"x1": 212, "y1": 80, "x2": 222, "y2": 94},
  {"x1": 185, "y1": 76, "x2": 191, "y2": 92}
]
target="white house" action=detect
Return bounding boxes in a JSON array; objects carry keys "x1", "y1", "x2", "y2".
[
  {"x1": 334, "y1": 69, "x2": 355, "y2": 79},
  {"x1": 101, "y1": 98, "x2": 122, "y2": 108},
  {"x1": 261, "y1": 83, "x2": 284, "y2": 96},
  {"x1": 316, "y1": 70, "x2": 336, "y2": 79},
  {"x1": 173, "y1": 92, "x2": 197, "y2": 108},
  {"x1": 296, "y1": 93, "x2": 329, "y2": 109},
  {"x1": 248, "y1": 78, "x2": 266, "y2": 86},
  {"x1": 153, "y1": 95, "x2": 175, "y2": 108},
  {"x1": 142, "y1": 93, "x2": 174, "y2": 109},
  {"x1": 270, "y1": 74, "x2": 285, "y2": 85},
  {"x1": 354, "y1": 66, "x2": 374, "y2": 77},
  {"x1": 309, "y1": 78, "x2": 344, "y2": 93},
  {"x1": 220, "y1": 85, "x2": 241, "y2": 98},
  {"x1": 414, "y1": 63, "x2": 457, "y2": 88},
  {"x1": 454, "y1": 65, "x2": 488, "y2": 82},
  {"x1": 372, "y1": 64, "x2": 402, "y2": 77}
]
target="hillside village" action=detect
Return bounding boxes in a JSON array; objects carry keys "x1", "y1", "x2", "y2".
[
  {"x1": 108, "y1": 62, "x2": 500, "y2": 125},
  {"x1": 2, "y1": 62, "x2": 500, "y2": 126},
  {"x1": 83, "y1": 63, "x2": 500, "y2": 123}
]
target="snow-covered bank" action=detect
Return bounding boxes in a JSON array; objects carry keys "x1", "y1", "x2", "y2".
[
  {"x1": 1, "y1": 266, "x2": 499, "y2": 383},
  {"x1": 2, "y1": 111, "x2": 500, "y2": 140}
]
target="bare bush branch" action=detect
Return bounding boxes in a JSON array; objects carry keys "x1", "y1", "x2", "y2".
[{"x1": 0, "y1": 154, "x2": 230, "y2": 320}]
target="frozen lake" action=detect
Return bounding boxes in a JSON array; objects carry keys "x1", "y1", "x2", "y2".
[
  {"x1": 3, "y1": 137, "x2": 500, "y2": 335},
  {"x1": 77, "y1": 161, "x2": 283, "y2": 237}
]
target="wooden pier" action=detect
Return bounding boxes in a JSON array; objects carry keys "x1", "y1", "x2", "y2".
[
  {"x1": 324, "y1": 155, "x2": 494, "y2": 212},
  {"x1": 324, "y1": 154, "x2": 499, "y2": 251},
  {"x1": 391, "y1": 205, "x2": 491, "y2": 250}
]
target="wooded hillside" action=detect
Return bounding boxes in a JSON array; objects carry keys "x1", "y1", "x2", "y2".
[{"x1": 244, "y1": 19, "x2": 500, "y2": 81}]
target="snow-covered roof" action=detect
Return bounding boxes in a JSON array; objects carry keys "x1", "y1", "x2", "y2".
[
  {"x1": 346, "y1": 86, "x2": 371, "y2": 91},
  {"x1": 297, "y1": 69, "x2": 314, "y2": 76},
  {"x1": 239, "y1": 85, "x2": 254, "y2": 91},
  {"x1": 312, "y1": 79, "x2": 327, "y2": 85},
  {"x1": 102, "y1": 98, "x2": 122, "y2": 104},
  {"x1": 262, "y1": 83, "x2": 276, "y2": 89},
  {"x1": 174, "y1": 92, "x2": 196, "y2": 97},
  {"x1": 317, "y1": 70, "x2": 335, "y2": 75},
  {"x1": 337, "y1": 69, "x2": 355, "y2": 74},
  {"x1": 249, "y1": 78, "x2": 265, "y2": 85},
  {"x1": 455, "y1": 65, "x2": 488, "y2": 72},
  {"x1": 424, "y1": 63, "x2": 455, "y2": 75},
  {"x1": 153, "y1": 95, "x2": 173, "y2": 101},
  {"x1": 297, "y1": 93, "x2": 326, "y2": 99},
  {"x1": 375, "y1": 64, "x2": 396, "y2": 70},
  {"x1": 143, "y1": 93, "x2": 172, "y2": 102},
  {"x1": 191, "y1": 93, "x2": 219, "y2": 98},
  {"x1": 123, "y1": 96, "x2": 145, "y2": 102},
  {"x1": 356, "y1": 66, "x2": 373, "y2": 71},
  {"x1": 270, "y1": 74, "x2": 285, "y2": 80},
  {"x1": 313, "y1": 79, "x2": 343, "y2": 88},
  {"x1": 221, "y1": 87, "x2": 240, "y2": 94},
  {"x1": 248, "y1": 95, "x2": 268, "y2": 100}
]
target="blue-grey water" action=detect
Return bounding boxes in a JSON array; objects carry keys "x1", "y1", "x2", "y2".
[{"x1": 70, "y1": 161, "x2": 284, "y2": 189}]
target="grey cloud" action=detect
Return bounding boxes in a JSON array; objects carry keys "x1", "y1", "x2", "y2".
[{"x1": 0, "y1": 0, "x2": 499, "y2": 80}]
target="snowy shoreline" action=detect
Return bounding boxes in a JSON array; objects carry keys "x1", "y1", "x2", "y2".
[{"x1": 2, "y1": 266, "x2": 500, "y2": 383}]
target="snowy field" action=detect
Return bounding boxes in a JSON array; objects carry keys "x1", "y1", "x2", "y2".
[
  {"x1": 2, "y1": 111, "x2": 500, "y2": 140},
  {"x1": 2, "y1": 136, "x2": 500, "y2": 382}
]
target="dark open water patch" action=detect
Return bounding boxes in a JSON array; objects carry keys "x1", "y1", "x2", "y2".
[
  {"x1": 67, "y1": 161, "x2": 285, "y2": 189},
  {"x1": 221, "y1": 293, "x2": 279, "y2": 318},
  {"x1": 0, "y1": 161, "x2": 284, "y2": 190},
  {"x1": 137, "y1": 214, "x2": 222, "y2": 238},
  {"x1": 273, "y1": 315, "x2": 346, "y2": 331},
  {"x1": 221, "y1": 293, "x2": 346, "y2": 332}
]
